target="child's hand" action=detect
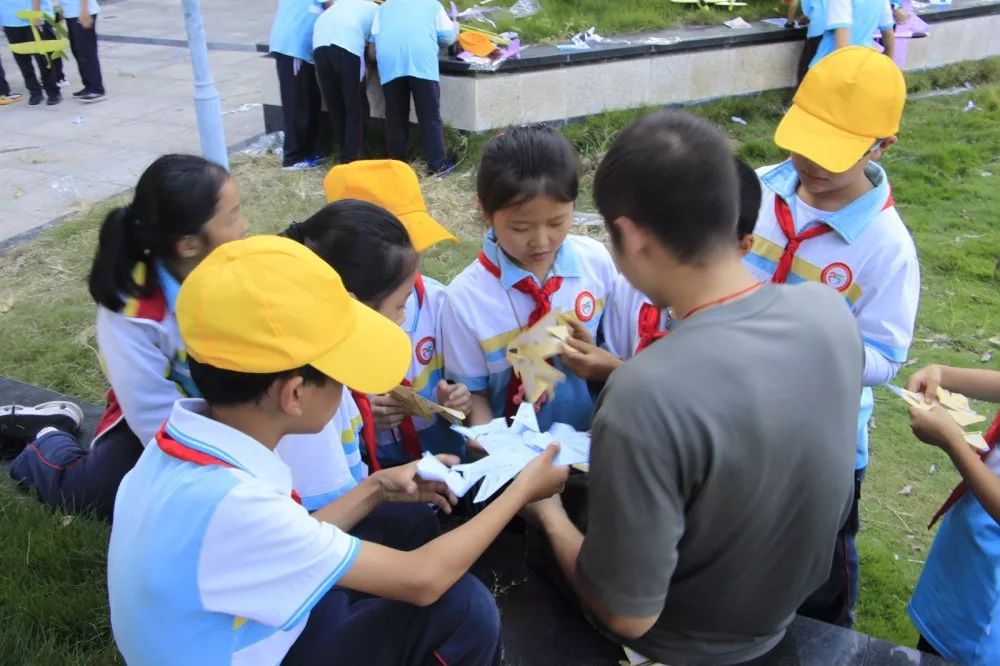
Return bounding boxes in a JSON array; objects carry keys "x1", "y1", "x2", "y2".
[
  {"x1": 80, "y1": 13, "x2": 93, "y2": 30},
  {"x1": 373, "y1": 454, "x2": 460, "y2": 513},
  {"x1": 906, "y1": 364, "x2": 944, "y2": 404},
  {"x1": 909, "y1": 405, "x2": 964, "y2": 451},
  {"x1": 561, "y1": 337, "x2": 622, "y2": 382},
  {"x1": 511, "y1": 444, "x2": 569, "y2": 504},
  {"x1": 436, "y1": 380, "x2": 472, "y2": 415},
  {"x1": 565, "y1": 317, "x2": 595, "y2": 346},
  {"x1": 371, "y1": 393, "x2": 408, "y2": 431}
]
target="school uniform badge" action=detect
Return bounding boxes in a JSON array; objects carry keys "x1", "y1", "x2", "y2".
[
  {"x1": 415, "y1": 336, "x2": 436, "y2": 365},
  {"x1": 820, "y1": 262, "x2": 854, "y2": 292},
  {"x1": 574, "y1": 291, "x2": 597, "y2": 322}
]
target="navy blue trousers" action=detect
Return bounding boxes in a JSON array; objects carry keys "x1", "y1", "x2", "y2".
[
  {"x1": 285, "y1": 502, "x2": 503, "y2": 665},
  {"x1": 9, "y1": 420, "x2": 142, "y2": 521},
  {"x1": 381, "y1": 76, "x2": 449, "y2": 172}
]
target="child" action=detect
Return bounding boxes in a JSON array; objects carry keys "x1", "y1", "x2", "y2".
[
  {"x1": 107, "y1": 234, "x2": 569, "y2": 664},
  {"x1": 3, "y1": 0, "x2": 62, "y2": 105},
  {"x1": 61, "y1": 0, "x2": 104, "y2": 101},
  {"x1": 269, "y1": 0, "x2": 324, "y2": 170},
  {"x1": 7, "y1": 154, "x2": 247, "y2": 520},
  {"x1": 743, "y1": 46, "x2": 920, "y2": 627},
  {"x1": 905, "y1": 364, "x2": 1000, "y2": 665},
  {"x1": 441, "y1": 125, "x2": 617, "y2": 432},
  {"x1": 811, "y1": 0, "x2": 895, "y2": 68},
  {"x1": 0, "y1": 54, "x2": 25, "y2": 104},
  {"x1": 371, "y1": 0, "x2": 457, "y2": 175},
  {"x1": 323, "y1": 159, "x2": 470, "y2": 465},
  {"x1": 562, "y1": 156, "x2": 762, "y2": 382},
  {"x1": 312, "y1": 0, "x2": 377, "y2": 163},
  {"x1": 784, "y1": 0, "x2": 830, "y2": 83}
]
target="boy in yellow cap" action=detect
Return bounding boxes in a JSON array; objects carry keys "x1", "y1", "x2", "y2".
[
  {"x1": 324, "y1": 159, "x2": 472, "y2": 466},
  {"x1": 107, "y1": 235, "x2": 568, "y2": 665},
  {"x1": 743, "y1": 46, "x2": 920, "y2": 628}
]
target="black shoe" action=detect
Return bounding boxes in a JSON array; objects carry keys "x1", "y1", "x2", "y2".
[
  {"x1": 47, "y1": 93, "x2": 62, "y2": 106},
  {"x1": 0, "y1": 402, "x2": 84, "y2": 461},
  {"x1": 72, "y1": 88, "x2": 87, "y2": 97},
  {"x1": 79, "y1": 91, "x2": 105, "y2": 103},
  {"x1": 28, "y1": 93, "x2": 43, "y2": 106}
]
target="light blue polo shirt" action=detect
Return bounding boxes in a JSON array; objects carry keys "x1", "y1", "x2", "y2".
[
  {"x1": 1, "y1": 0, "x2": 54, "y2": 27},
  {"x1": 909, "y1": 439, "x2": 1000, "y2": 665},
  {"x1": 811, "y1": 0, "x2": 894, "y2": 67},
  {"x1": 313, "y1": 0, "x2": 378, "y2": 57},
  {"x1": 269, "y1": 0, "x2": 324, "y2": 63},
  {"x1": 800, "y1": 0, "x2": 829, "y2": 38},
  {"x1": 109, "y1": 399, "x2": 360, "y2": 664},
  {"x1": 61, "y1": 0, "x2": 100, "y2": 19},
  {"x1": 371, "y1": 0, "x2": 457, "y2": 84}
]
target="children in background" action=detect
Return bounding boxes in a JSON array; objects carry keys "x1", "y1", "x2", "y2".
[
  {"x1": 107, "y1": 234, "x2": 569, "y2": 664},
  {"x1": 312, "y1": 0, "x2": 377, "y2": 163},
  {"x1": 441, "y1": 125, "x2": 617, "y2": 433},
  {"x1": 61, "y1": 0, "x2": 104, "y2": 101},
  {"x1": 811, "y1": 0, "x2": 895, "y2": 68},
  {"x1": 784, "y1": 0, "x2": 829, "y2": 82},
  {"x1": 905, "y1": 364, "x2": 1000, "y2": 665},
  {"x1": 269, "y1": 0, "x2": 324, "y2": 170},
  {"x1": 323, "y1": 159, "x2": 469, "y2": 466},
  {"x1": 561, "y1": 157, "x2": 762, "y2": 382},
  {"x1": 0, "y1": 54, "x2": 25, "y2": 104},
  {"x1": 7, "y1": 155, "x2": 246, "y2": 520},
  {"x1": 744, "y1": 47, "x2": 919, "y2": 627},
  {"x1": 3, "y1": 0, "x2": 63, "y2": 105},
  {"x1": 371, "y1": 0, "x2": 457, "y2": 175}
]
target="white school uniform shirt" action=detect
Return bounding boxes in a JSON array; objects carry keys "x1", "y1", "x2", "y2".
[
  {"x1": 93, "y1": 261, "x2": 199, "y2": 448},
  {"x1": 375, "y1": 276, "x2": 464, "y2": 466},
  {"x1": 908, "y1": 423, "x2": 1000, "y2": 665},
  {"x1": 109, "y1": 399, "x2": 360, "y2": 666},
  {"x1": 602, "y1": 274, "x2": 671, "y2": 360},
  {"x1": 743, "y1": 160, "x2": 920, "y2": 470},
  {"x1": 441, "y1": 231, "x2": 617, "y2": 432},
  {"x1": 276, "y1": 386, "x2": 359, "y2": 511}
]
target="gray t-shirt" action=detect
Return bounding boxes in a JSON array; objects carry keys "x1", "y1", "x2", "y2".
[{"x1": 578, "y1": 281, "x2": 863, "y2": 665}]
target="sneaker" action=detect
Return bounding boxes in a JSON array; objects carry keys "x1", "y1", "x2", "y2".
[
  {"x1": 79, "y1": 91, "x2": 105, "y2": 103},
  {"x1": 72, "y1": 88, "x2": 87, "y2": 97},
  {"x1": 57, "y1": 77, "x2": 69, "y2": 88},
  {"x1": 28, "y1": 93, "x2": 43, "y2": 106},
  {"x1": 0, "y1": 92, "x2": 24, "y2": 105},
  {"x1": 0, "y1": 401, "x2": 84, "y2": 460},
  {"x1": 47, "y1": 93, "x2": 62, "y2": 106},
  {"x1": 282, "y1": 157, "x2": 323, "y2": 171},
  {"x1": 431, "y1": 160, "x2": 458, "y2": 178}
]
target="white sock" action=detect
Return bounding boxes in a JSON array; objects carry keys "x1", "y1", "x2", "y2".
[{"x1": 36, "y1": 427, "x2": 61, "y2": 439}]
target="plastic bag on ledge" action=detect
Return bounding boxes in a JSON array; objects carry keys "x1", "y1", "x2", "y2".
[{"x1": 509, "y1": 0, "x2": 540, "y2": 19}]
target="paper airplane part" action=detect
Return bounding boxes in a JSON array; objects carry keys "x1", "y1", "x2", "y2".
[
  {"x1": 388, "y1": 385, "x2": 465, "y2": 425},
  {"x1": 506, "y1": 311, "x2": 574, "y2": 405},
  {"x1": 886, "y1": 384, "x2": 989, "y2": 446}
]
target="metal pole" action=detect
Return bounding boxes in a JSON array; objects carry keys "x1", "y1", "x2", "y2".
[{"x1": 181, "y1": 0, "x2": 229, "y2": 170}]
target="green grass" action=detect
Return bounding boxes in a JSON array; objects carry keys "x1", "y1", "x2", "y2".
[
  {"x1": 454, "y1": 0, "x2": 783, "y2": 44},
  {"x1": 1, "y1": 57, "x2": 999, "y2": 662}
]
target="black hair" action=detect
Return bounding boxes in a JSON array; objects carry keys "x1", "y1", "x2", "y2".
[
  {"x1": 281, "y1": 199, "x2": 418, "y2": 307},
  {"x1": 594, "y1": 111, "x2": 739, "y2": 263},
  {"x1": 477, "y1": 124, "x2": 580, "y2": 217},
  {"x1": 88, "y1": 154, "x2": 230, "y2": 312},
  {"x1": 189, "y1": 358, "x2": 330, "y2": 406},
  {"x1": 735, "y1": 157, "x2": 762, "y2": 239}
]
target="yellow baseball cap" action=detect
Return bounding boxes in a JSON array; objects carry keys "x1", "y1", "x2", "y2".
[
  {"x1": 775, "y1": 46, "x2": 906, "y2": 173},
  {"x1": 323, "y1": 159, "x2": 458, "y2": 253},
  {"x1": 177, "y1": 236, "x2": 411, "y2": 395}
]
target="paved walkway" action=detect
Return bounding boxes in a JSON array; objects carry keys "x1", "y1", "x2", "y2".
[{"x1": 0, "y1": 0, "x2": 277, "y2": 243}]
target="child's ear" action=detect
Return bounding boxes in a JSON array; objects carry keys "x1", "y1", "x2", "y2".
[
  {"x1": 277, "y1": 375, "x2": 307, "y2": 417},
  {"x1": 738, "y1": 234, "x2": 754, "y2": 257},
  {"x1": 871, "y1": 136, "x2": 898, "y2": 160},
  {"x1": 174, "y1": 234, "x2": 203, "y2": 260}
]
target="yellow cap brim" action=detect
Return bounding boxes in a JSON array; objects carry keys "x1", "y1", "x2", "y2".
[
  {"x1": 775, "y1": 103, "x2": 876, "y2": 174},
  {"x1": 311, "y1": 299, "x2": 411, "y2": 394},
  {"x1": 398, "y1": 210, "x2": 459, "y2": 253}
]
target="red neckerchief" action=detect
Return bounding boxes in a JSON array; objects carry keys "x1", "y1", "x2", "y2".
[
  {"x1": 635, "y1": 302, "x2": 667, "y2": 353},
  {"x1": 156, "y1": 426, "x2": 302, "y2": 505},
  {"x1": 351, "y1": 391, "x2": 381, "y2": 472},
  {"x1": 478, "y1": 252, "x2": 563, "y2": 417},
  {"x1": 928, "y1": 410, "x2": 1000, "y2": 529},
  {"x1": 771, "y1": 192, "x2": 895, "y2": 284},
  {"x1": 396, "y1": 274, "x2": 428, "y2": 461}
]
